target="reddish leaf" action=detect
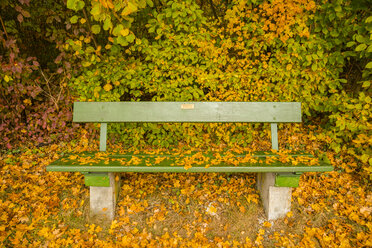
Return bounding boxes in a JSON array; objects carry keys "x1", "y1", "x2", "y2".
[
  {"x1": 55, "y1": 54, "x2": 62, "y2": 63},
  {"x1": 15, "y1": 5, "x2": 22, "y2": 12},
  {"x1": 17, "y1": 14, "x2": 23, "y2": 23}
]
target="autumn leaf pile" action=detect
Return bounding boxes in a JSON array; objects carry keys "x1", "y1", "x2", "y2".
[
  {"x1": 58, "y1": 149, "x2": 323, "y2": 170},
  {"x1": 1, "y1": 124, "x2": 371, "y2": 247}
]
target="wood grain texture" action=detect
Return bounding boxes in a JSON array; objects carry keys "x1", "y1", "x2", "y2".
[
  {"x1": 73, "y1": 102, "x2": 301, "y2": 123},
  {"x1": 271, "y1": 123, "x2": 279, "y2": 150},
  {"x1": 99, "y1": 123, "x2": 107, "y2": 152}
]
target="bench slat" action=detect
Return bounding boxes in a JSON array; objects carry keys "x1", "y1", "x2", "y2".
[{"x1": 73, "y1": 102, "x2": 301, "y2": 123}]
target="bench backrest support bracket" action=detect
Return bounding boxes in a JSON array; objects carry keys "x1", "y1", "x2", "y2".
[
  {"x1": 100, "y1": 123, "x2": 107, "y2": 152},
  {"x1": 271, "y1": 123, "x2": 278, "y2": 151}
]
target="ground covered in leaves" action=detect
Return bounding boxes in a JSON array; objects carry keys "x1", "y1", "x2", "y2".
[{"x1": 0, "y1": 138, "x2": 371, "y2": 247}]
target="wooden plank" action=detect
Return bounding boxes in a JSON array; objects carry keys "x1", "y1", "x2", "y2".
[
  {"x1": 46, "y1": 151, "x2": 333, "y2": 173},
  {"x1": 271, "y1": 123, "x2": 279, "y2": 150},
  {"x1": 275, "y1": 173, "x2": 301, "y2": 187},
  {"x1": 73, "y1": 102, "x2": 301, "y2": 123},
  {"x1": 100, "y1": 123, "x2": 107, "y2": 152},
  {"x1": 84, "y1": 173, "x2": 110, "y2": 187}
]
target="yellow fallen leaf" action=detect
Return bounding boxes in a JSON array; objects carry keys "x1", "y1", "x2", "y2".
[
  {"x1": 263, "y1": 221, "x2": 272, "y2": 228},
  {"x1": 131, "y1": 227, "x2": 139, "y2": 234},
  {"x1": 239, "y1": 205, "x2": 246, "y2": 213}
]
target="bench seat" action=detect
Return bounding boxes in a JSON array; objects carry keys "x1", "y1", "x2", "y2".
[{"x1": 47, "y1": 151, "x2": 333, "y2": 173}]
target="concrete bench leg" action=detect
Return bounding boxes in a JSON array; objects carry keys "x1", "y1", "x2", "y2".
[
  {"x1": 89, "y1": 173, "x2": 121, "y2": 220},
  {"x1": 256, "y1": 173, "x2": 292, "y2": 220}
]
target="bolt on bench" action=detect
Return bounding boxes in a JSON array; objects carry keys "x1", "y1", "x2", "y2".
[{"x1": 46, "y1": 102, "x2": 333, "y2": 220}]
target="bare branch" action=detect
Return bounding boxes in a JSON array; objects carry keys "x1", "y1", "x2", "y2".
[
  {"x1": 209, "y1": 0, "x2": 219, "y2": 22},
  {"x1": 82, "y1": 7, "x2": 98, "y2": 48},
  {"x1": 0, "y1": 14, "x2": 9, "y2": 40}
]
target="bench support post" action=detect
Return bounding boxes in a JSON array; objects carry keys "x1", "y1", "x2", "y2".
[
  {"x1": 256, "y1": 123, "x2": 292, "y2": 220},
  {"x1": 88, "y1": 122, "x2": 121, "y2": 220},
  {"x1": 89, "y1": 172, "x2": 120, "y2": 220},
  {"x1": 257, "y1": 172, "x2": 292, "y2": 220}
]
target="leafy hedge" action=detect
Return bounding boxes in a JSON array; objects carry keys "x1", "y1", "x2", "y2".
[{"x1": 1, "y1": 0, "x2": 370, "y2": 178}]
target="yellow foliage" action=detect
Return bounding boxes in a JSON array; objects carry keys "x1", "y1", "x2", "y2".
[{"x1": 103, "y1": 83, "x2": 112, "y2": 91}]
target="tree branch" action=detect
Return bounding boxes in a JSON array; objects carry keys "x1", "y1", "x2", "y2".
[
  {"x1": 81, "y1": 0, "x2": 98, "y2": 47},
  {"x1": 0, "y1": 14, "x2": 9, "y2": 40},
  {"x1": 82, "y1": 7, "x2": 98, "y2": 48},
  {"x1": 209, "y1": 0, "x2": 219, "y2": 22}
]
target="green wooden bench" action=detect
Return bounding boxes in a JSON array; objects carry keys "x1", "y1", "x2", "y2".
[{"x1": 47, "y1": 102, "x2": 333, "y2": 220}]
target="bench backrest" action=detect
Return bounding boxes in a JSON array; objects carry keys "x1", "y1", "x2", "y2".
[
  {"x1": 73, "y1": 102, "x2": 301, "y2": 151},
  {"x1": 73, "y1": 102, "x2": 301, "y2": 123}
]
